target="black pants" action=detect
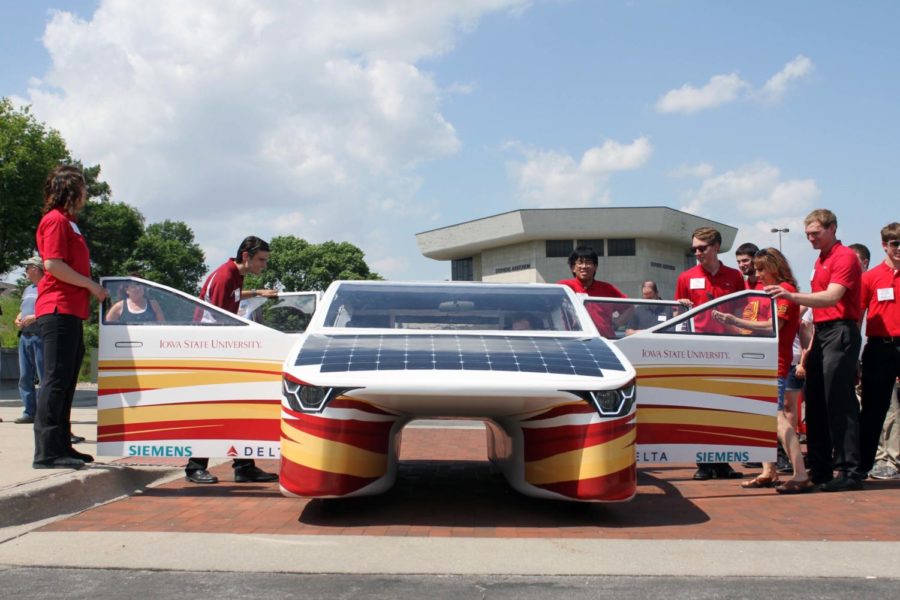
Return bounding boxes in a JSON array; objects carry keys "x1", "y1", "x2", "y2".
[
  {"x1": 805, "y1": 320, "x2": 863, "y2": 481},
  {"x1": 860, "y1": 338, "x2": 900, "y2": 472},
  {"x1": 186, "y1": 457, "x2": 255, "y2": 472},
  {"x1": 34, "y1": 313, "x2": 84, "y2": 464}
]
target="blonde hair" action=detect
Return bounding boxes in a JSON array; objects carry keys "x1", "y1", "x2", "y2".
[
  {"x1": 804, "y1": 208, "x2": 837, "y2": 230},
  {"x1": 691, "y1": 227, "x2": 722, "y2": 246}
]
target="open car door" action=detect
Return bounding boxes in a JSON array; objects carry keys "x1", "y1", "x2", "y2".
[
  {"x1": 97, "y1": 277, "x2": 317, "y2": 459},
  {"x1": 583, "y1": 290, "x2": 778, "y2": 464}
]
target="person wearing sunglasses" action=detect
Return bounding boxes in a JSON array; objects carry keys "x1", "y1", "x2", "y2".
[
  {"x1": 767, "y1": 209, "x2": 864, "y2": 492},
  {"x1": 676, "y1": 226, "x2": 746, "y2": 481},
  {"x1": 858, "y1": 223, "x2": 900, "y2": 481}
]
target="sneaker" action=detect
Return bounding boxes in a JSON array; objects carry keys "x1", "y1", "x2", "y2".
[
  {"x1": 14, "y1": 415, "x2": 35, "y2": 424},
  {"x1": 868, "y1": 463, "x2": 900, "y2": 480},
  {"x1": 820, "y1": 475, "x2": 863, "y2": 492}
]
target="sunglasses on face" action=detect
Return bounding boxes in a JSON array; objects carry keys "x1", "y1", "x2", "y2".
[
  {"x1": 887, "y1": 240, "x2": 900, "y2": 249},
  {"x1": 690, "y1": 244, "x2": 710, "y2": 254}
]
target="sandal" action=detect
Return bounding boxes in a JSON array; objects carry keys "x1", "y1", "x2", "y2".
[
  {"x1": 775, "y1": 479, "x2": 814, "y2": 494},
  {"x1": 741, "y1": 474, "x2": 780, "y2": 489}
]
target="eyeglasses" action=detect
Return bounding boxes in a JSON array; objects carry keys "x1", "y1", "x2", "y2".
[
  {"x1": 573, "y1": 259, "x2": 596, "y2": 266},
  {"x1": 887, "y1": 240, "x2": 900, "y2": 249},
  {"x1": 690, "y1": 244, "x2": 710, "y2": 254},
  {"x1": 754, "y1": 249, "x2": 770, "y2": 258}
]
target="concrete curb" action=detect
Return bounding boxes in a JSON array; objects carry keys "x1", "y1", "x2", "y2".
[{"x1": 0, "y1": 465, "x2": 181, "y2": 529}]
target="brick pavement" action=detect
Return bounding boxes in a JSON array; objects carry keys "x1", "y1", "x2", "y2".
[{"x1": 42, "y1": 427, "x2": 900, "y2": 540}]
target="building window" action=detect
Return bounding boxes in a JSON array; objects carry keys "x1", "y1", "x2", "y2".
[
  {"x1": 451, "y1": 258, "x2": 474, "y2": 281},
  {"x1": 576, "y1": 239, "x2": 605, "y2": 256},
  {"x1": 607, "y1": 238, "x2": 636, "y2": 256},
  {"x1": 545, "y1": 240, "x2": 573, "y2": 258}
]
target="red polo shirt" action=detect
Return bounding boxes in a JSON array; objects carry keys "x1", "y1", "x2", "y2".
[
  {"x1": 35, "y1": 208, "x2": 92, "y2": 319},
  {"x1": 196, "y1": 260, "x2": 244, "y2": 320},
  {"x1": 558, "y1": 278, "x2": 626, "y2": 338},
  {"x1": 861, "y1": 261, "x2": 900, "y2": 337},
  {"x1": 675, "y1": 262, "x2": 745, "y2": 334},
  {"x1": 811, "y1": 241, "x2": 862, "y2": 323},
  {"x1": 775, "y1": 282, "x2": 801, "y2": 378}
]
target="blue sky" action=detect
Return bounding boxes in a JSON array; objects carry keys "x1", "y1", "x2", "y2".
[{"x1": 2, "y1": 1, "x2": 897, "y2": 286}]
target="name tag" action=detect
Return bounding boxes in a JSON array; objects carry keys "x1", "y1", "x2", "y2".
[
  {"x1": 690, "y1": 277, "x2": 705, "y2": 290},
  {"x1": 233, "y1": 289, "x2": 241, "y2": 302},
  {"x1": 877, "y1": 287, "x2": 895, "y2": 301},
  {"x1": 657, "y1": 315, "x2": 667, "y2": 322},
  {"x1": 70, "y1": 221, "x2": 82, "y2": 236}
]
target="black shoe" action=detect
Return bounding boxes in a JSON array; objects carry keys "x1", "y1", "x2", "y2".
[
  {"x1": 693, "y1": 467, "x2": 714, "y2": 480},
  {"x1": 234, "y1": 466, "x2": 278, "y2": 483},
  {"x1": 69, "y1": 449, "x2": 95, "y2": 463},
  {"x1": 820, "y1": 475, "x2": 863, "y2": 493},
  {"x1": 713, "y1": 465, "x2": 744, "y2": 479},
  {"x1": 33, "y1": 457, "x2": 85, "y2": 470},
  {"x1": 14, "y1": 415, "x2": 34, "y2": 424},
  {"x1": 185, "y1": 469, "x2": 219, "y2": 484},
  {"x1": 70, "y1": 434, "x2": 86, "y2": 444}
]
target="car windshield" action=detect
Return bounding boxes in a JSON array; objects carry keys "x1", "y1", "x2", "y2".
[{"x1": 322, "y1": 283, "x2": 583, "y2": 332}]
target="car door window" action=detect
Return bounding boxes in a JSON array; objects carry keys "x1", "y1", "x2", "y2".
[
  {"x1": 239, "y1": 293, "x2": 318, "y2": 333},
  {"x1": 102, "y1": 277, "x2": 244, "y2": 326}
]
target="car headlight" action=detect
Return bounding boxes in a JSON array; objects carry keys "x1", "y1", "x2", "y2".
[
  {"x1": 282, "y1": 374, "x2": 356, "y2": 413},
  {"x1": 567, "y1": 380, "x2": 636, "y2": 417}
]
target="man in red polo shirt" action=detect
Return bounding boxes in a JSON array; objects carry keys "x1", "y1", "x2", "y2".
[
  {"x1": 859, "y1": 222, "x2": 900, "y2": 479},
  {"x1": 558, "y1": 246, "x2": 627, "y2": 339},
  {"x1": 676, "y1": 227, "x2": 746, "y2": 480},
  {"x1": 185, "y1": 235, "x2": 279, "y2": 484},
  {"x1": 768, "y1": 208, "x2": 864, "y2": 491}
]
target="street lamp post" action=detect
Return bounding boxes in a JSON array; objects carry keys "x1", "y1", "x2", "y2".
[{"x1": 771, "y1": 227, "x2": 789, "y2": 251}]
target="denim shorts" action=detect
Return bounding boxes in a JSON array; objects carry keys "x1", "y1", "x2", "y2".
[{"x1": 777, "y1": 366, "x2": 804, "y2": 411}]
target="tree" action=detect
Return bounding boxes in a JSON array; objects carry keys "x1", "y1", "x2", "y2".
[
  {"x1": 127, "y1": 220, "x2": 207, "y2": 294},
  {"x1": 0, "y1": 99, "x2": 70, "y2": 274},
  {"x1": 79, "y1": 195, "x2": 145, "y2": 278},
  {"x1": 247, "y1": 236, "x2": 381, "y2": 292}
]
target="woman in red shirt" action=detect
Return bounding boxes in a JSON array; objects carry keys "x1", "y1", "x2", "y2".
[
  {"x1": 714, "y1": 248, "x2": 809, "y2": 492},
  {"x1": 33, "y1": 165, "x2": 108, "y2": 469}
]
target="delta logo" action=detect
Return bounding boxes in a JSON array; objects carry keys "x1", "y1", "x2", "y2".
[{"x1": 226, "y1": 444, "x2": 279, "y2": 458}]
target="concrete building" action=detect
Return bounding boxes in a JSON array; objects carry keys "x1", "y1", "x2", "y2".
[{"x1": 415, "y1": 207, "x2": 738, "y2": 299}]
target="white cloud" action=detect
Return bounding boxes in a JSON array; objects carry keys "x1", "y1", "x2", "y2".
[
  {"x1": 680, "y1": 161, "x2": 820, "y2": 219},
  {"x1": 507, "y1": 136, "x2": 652, "y2": 208},
  {"x1": 668, "y1": 162, "x2": 714, "y2": 179},
  {"x1": 655, "y1": 73, "x2": 748, "y2": 115},
  {"x1": 15, "y1": 0, "x2": 529, "y2": 280},
  {"x1": 759, "y1": 54, "x2": 814, "y2": 103},
  {"x1": 656, "y1": 55, "x2": 814, "y2": 115}
]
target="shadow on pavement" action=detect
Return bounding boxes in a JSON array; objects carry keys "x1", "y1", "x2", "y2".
[{"x1": 298, "y1": 460, "x2": 709, "y2": 529}]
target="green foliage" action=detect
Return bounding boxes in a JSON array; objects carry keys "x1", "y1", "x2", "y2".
[
  {"x1": 80, "y1": 195, "x2": 145, "y2": 278},
  {"x1": 127, "y1": 220, "x2": 208, "y2": 295},
  {"x1": 0, "y1": 99, "x2": 70, "y2": 274},
  {"x1": 0, "y1": 295, "x2": 20, "y2": 348},
  {"x1": 247, "y1": 236, "x2": 381, "y2": 292}
]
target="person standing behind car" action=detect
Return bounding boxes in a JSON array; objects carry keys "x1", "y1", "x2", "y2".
[
  {"x1": 676, "y1": 226, "x2": 745, "y2": 481},
  {"x1": 14, "y1": 256, "x2": 45, "y2": 425},
  {"x1": 767, "y1": 208, "x2": 864, "y2": 492},
  {"x1": 558, "y1": 246, "x2": 628, "y2": 339},
  {"x1": 184, "y1": 236, "x2": 279, "y2": 485},
  {"x1": 858, "y1": 223, "x2": 900, "y2": 479},
  {"x1": 33, "y1": 165, "x2": 109, "y2": 470}
]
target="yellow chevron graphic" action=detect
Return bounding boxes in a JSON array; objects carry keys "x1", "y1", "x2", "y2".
[
  {"x1": 99, "y1": 358, "x2": 282, "y2": 371},
  {"x1": 280, "y1": 421, "x2": 388, "y2": 478},
  {"x1": 638, "y1": 407, "x2": 774, "y2": 431},
  {"x1": 525, "y1": 428, "x2": 636, "y2": 484},
  {"x1": 98, "y1": 402, "x2": 279, "y2": 427},
  {"x1": 99, "y1": 369, "x2": 279, "y2": 391},
  {"x1": 636, "y1": 366, "x2": 775, "y2": 378}
]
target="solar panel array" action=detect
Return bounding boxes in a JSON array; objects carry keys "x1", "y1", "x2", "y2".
[{"x1": 294, "y1": 334, "x2": 625, "y2": 377}]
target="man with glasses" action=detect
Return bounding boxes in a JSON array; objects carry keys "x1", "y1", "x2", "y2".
[
  {"x1": 858, "y1": 223, "x2": 900, "y2": 480},
  {"x1": 185, "y1": 235, "x2": 279, "y2": 484},
  {"x1": 676, "y1": 227, "x2": 746, "y2": 481},
  {"x1": 558, "y1": 246, "x2": 627, "y2": 339},
  {"x1": 768, "y1": 209, "x2": 864, "y2": 491}
]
